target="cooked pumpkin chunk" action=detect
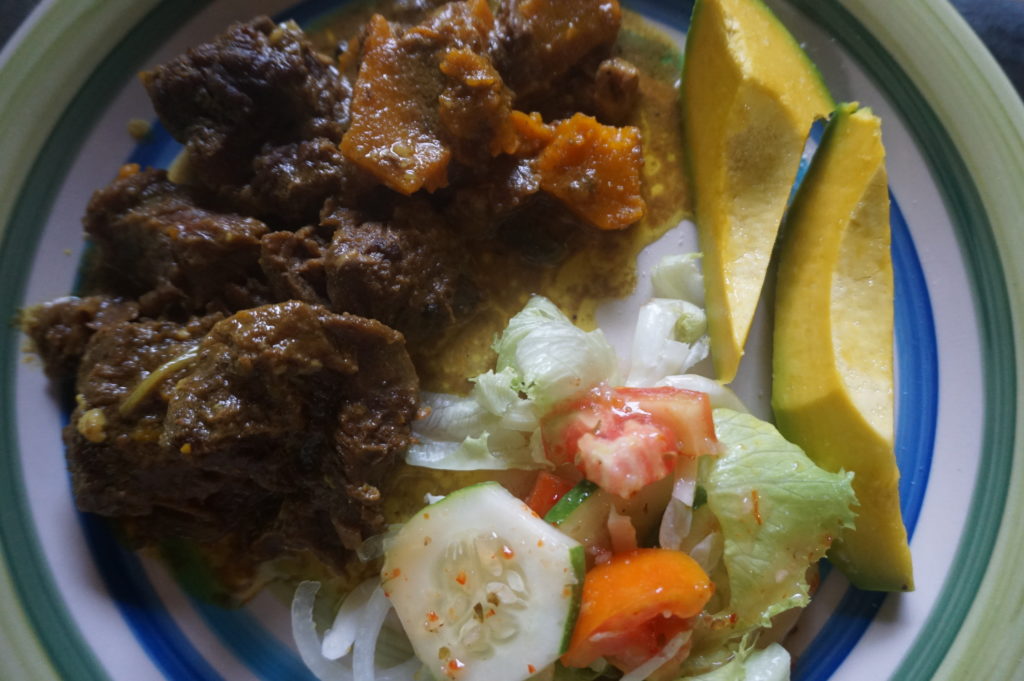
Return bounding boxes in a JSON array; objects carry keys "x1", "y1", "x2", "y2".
[
  {"x1": 535, "y1": 113, "x2": 645, "y2": 230},
  {"x1": 341, "y1": 15, "x2": 451, "y2": 194}
]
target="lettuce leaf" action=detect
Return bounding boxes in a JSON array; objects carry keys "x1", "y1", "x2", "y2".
[
  {"x1": 680, "y1": 643, "x2": 790, "y2": 681},
  {"x1": 408, "y1": 297, "x2": 615, "y2": 470},
  {"x1": 626, "y1": 299, "x2": 710, "y2": 386},
  {"x1": 704, "y1": 409, "x2": 857, "y2": 631},
  {"x1": 493, "y1": 296, "x2": 617, "y2": 410},
  {"x1": 651, "y1": 253, "x2": 705, "y2": 305}
]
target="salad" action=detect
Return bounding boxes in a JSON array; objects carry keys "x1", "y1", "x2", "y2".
[{"x1": 290, "y1": 255, "x2": 858, "y2": 681}]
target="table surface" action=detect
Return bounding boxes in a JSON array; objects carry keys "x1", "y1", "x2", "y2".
[{"x1": 2, "y1": 0, "x2": 1022, "y2": 96}]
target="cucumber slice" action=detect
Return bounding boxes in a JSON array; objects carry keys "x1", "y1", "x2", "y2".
[{"x1": 383, "y1": 483, "x2": 584, "y2": 681}]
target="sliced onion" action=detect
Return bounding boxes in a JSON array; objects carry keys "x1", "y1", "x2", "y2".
[
  {"x1": 291, "y1": 581, "x2": 354, "y2": 681},
  {"x1": 354, "y1": 585, "x2": 406, "y2": 681},
  {"x1": 322, "y1": 579, "x2": 379, "y2": 659},
  {"x1": 659, "y1": 456, "x2": 699, "y2": 550},
  {"x1": 607, "y1": 507, "x2": 638, "y2": 554},
  {"x1": 619, "y1": 630, "x2": 692, "y2": 681},
  {"x1": 689, "y1": 530, "x2": 724, "y2": 574}
]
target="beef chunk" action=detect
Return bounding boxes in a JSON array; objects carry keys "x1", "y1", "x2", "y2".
[
  {"x1": 221, "y1": 138, "x2": 370, "y2": 227},
  {"x1": 84, "y1": 167, "x2": 268, "y2": 317},
  {"x1": 66, "y1": 302, "x2": 418, "y2": 572},
  {"x1": 495, "y1": 0, "x2": 621, "y2": 105},
  {"x1": 21, "y1": 296, "x2": 140, "y2": 380},
  {"x1": 260, "y1": 202, "x2": 477, "y2": 344},
  {"x1": 142, "y1": 17, "x2": 351, "y2": 187},
  {"x1": 593, "y1": 57, "x2": 640, "y2": 125},
  {"x1": 260, "y1": 223, "x2": 337, "y2": 305},
  {"x1": 324, "y1": 203, "x2": 478, "y2": 343}
]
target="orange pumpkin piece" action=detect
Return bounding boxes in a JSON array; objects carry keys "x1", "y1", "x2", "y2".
[
  {"x1": 497, "y1": 110, "x2": 555, "y2": 157},
  {"x1": 535, "y1": 113, "x2": 646, "y2": 230},
  {"x1": 340, "y1": 15, "x2": 450, "y2": 195}
]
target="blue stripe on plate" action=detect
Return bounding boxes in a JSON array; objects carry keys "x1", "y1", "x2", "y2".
[
  {"x1": 78, "y1": 513, "x2": 226, "y2": 681},
  {"x1": 86, "y1": 2, "x2": 939, "y2": 680}
]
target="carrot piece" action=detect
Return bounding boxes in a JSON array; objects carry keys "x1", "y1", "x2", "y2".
[
  {"x1": 562, "y1": 548, "x2": 713, "y2": 669},
  {"x1": 535, "y1": 113, "x2": 646, "y2": 230},
  {"x1": 525, "y1": 471, "x2": 575, "y2": 517}
]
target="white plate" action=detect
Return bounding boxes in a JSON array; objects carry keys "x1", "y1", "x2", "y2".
[{"x1": 1, "y1": 1, "x2": 1022, "y2": 679}]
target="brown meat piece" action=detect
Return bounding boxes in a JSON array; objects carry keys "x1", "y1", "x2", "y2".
[
  {"x1": 84, "y1": 168, "x2": 269, "y2": 317},
  {"x1": 324, "y1": 202, "x2": 478, "y2": 343},
  {"x1": 260, "y1": 201, "x2": 477, "y2": 344},
  {"x1": 142, "y1": 17, "x2": 351, "y2": 188},
  {"x1": 593, "y1": 57, "x2": 640, "y2": 125},
  {"x1": 495, "y1": 0, "x2": 621, "y2": 105},
  {"x1": 221, "y1": 138, "x2": 370, "y2": 227},
  {"x1": 66, "y1": 302, "x2": 418, "y2": 573},
  {"x1": 341, "y1": 0, "x2": 512, "y2": 193},
  {"x1": 21, "y1": 296, "x2": 140, "y2": 380},
  {"x1": 259, "y1": 223, "x2": 337, "y2": 306}
]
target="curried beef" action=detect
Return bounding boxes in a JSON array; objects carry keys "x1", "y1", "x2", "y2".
[
  {"x1": 142, "y1": 18, "x2": 364, "y2": 226},
  {"x1": 84, "y1": 167, "x2": 268, "y2": 318},
  {"x1": 495, "y1": 0, "x2": 621, "y2": 108},
  {"x1": 324, "y1": 202, "x2": 478, "y2": 343},
  {"x1": 260, "y1": 223, "x2": 337, "y2": 306},
  {"x1": 592, "y1": 57, "x2": 641, "y2": 125},
  {"x1": 221, "y1": 137, "x2": 372, "y2": 227},
  {"x1": 142, "y1": 17, "x2": 351, "y2": 188},
  {"x1": 21, "y1": 295, "x2": 140, "y2": 381},
  {"x1": 66, "y1": 301, "x2": 418, "y2": 573},
  {"x1": 260, "y1": 201, "x2": 477, "y2": 344}
]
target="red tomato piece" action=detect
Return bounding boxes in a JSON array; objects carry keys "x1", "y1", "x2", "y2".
[
  {"x1": 525, "y1": 472, "x2": 575, "y2": 517},
  {"x1": 541, "y1": 385, "x2": 717, "y2": 498}
]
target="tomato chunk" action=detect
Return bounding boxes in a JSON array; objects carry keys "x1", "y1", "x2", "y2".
[
  {"x1": 525, "y1": 472, "x2": 575, "y2": 517},
  {"x1": 542, "y1": 385, "x2": 717, "y2": 498},
  {"x1": 562, "y1": 548, "x2": 714, "y2": 671}
]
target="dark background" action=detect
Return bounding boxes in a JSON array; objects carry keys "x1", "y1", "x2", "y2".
[{"x1": 1, "y1": 0, "x2": 1021, "y2": 96}]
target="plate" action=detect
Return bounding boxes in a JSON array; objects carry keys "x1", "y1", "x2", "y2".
[{"x1": 1, "y1": 1, "x2": 1022, "y2": 680}]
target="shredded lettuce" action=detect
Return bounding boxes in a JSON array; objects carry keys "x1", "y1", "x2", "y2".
[
  {"x1": 407, "y1": 297, "x2": 614, "y2": 470},
  {"x1": 494, "y1": 296, "x2": 617, "y2": 410},
  {"x1": 680, "y1": 643, "x2": 790, "y2": 681},
  {"x1": 626, "y1": 299, "x2": 709, "y2": 386},
  {"x1": 703, "y1": 409, "x2": 857, "y2": 632},
  {"x1": 651, "y1": 253, "x2": 705, "y2": 306}
]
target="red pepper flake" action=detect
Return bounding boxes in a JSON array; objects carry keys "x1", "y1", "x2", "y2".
[
  {"x1": 501, "y1": 545, "x2": 515, "y2": 559},
  {"x1": 448, "y1": 658, "x2": 465, "y2": 674},
  {"x1": 528, "y1": 664, "x2": 537, "y2": 674},
  {"x1": 455, "y1": 571, "x2": 468, "y2": 586},
  {"x1": 426, "y1": 611, "x2": 440, "y2": 622},
  {"x1": 536, "y1": 539, "x2": 545, "y2": 548},
  {"x1": 485, "y1": 608, "x2": 496, "y2": 618},
  {"x1": 751, "y1": 490, "x2": 763, "y2": 525}
]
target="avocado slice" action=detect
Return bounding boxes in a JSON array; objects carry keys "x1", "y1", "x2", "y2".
[
  {"x1": 681, "y1": 0, "x2": 834, "y2": 382},
  {"x1": 772, "y1": 103, "x2": 913, "y2": 592}
]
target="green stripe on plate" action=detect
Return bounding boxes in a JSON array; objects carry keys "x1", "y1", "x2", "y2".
[
  {"x1": 790, "y1": 0, "x2": 1024, "y2": 679},
  {"x1": 0, "y1": 2, "x2": 209, "y2": 681}
]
